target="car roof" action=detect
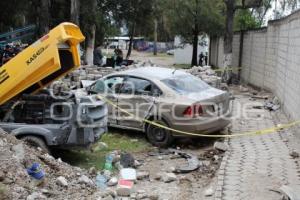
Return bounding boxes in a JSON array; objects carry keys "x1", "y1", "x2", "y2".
[{"x1": 110, "y1": 66, "x2": 188, "y2": 80}]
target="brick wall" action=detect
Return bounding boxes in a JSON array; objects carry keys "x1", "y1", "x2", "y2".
[{"x1": 210, "y1": 10, "x2": 300, "y2": 120}]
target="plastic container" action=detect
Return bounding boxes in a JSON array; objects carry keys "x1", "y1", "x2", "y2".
[
  {"x1": 96, "y1": 174, "x2": 107, "y2": 190},
  {"x1": 104, "y1": 154, "x2": 114, "y2": 171}
]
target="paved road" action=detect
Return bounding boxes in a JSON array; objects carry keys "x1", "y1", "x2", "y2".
[{"x1": 215, "y1": 94, "x2": 300, "y2": 200}]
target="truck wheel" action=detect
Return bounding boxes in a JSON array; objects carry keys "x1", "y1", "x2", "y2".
[
  {"x1": 146, "y1": 120, "x2": 174, "y2": 147},
  {"x1": 22, "y1": 136, "x2": 50, "y2": 154}
]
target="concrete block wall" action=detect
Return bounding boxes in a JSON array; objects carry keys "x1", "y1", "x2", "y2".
[{"x1": 209, "y1": 10, "x2": 300, "y2": 120}]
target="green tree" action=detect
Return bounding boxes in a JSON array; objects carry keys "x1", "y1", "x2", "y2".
[{"x1": 168, "y1": 0, "x2": 225, "y2": 66}]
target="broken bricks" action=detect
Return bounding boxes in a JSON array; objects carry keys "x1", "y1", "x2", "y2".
[{"x1": 116, "y1": 179, "x2": 134, "y2": 196}]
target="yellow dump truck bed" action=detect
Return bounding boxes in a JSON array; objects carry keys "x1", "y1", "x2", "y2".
[{"x1": 0, "y1": 22, "x2": 85, "y2": 105}]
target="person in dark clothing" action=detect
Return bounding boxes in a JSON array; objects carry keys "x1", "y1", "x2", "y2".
[
  {"x1": 2, "y1": 45, "x2": 15, "y2": 65},
  {"x1": 14, "y1": 44, "x2": 22, "y2": 55},
  {"x1": 204, "y1": 52, "x2": 208, "y2": 66},
  {"x1": 93, "y1": 46, "x2": 103, "y2": 66},
  {"x1": 199, "y1": 52, "x2": 204, "y2": 66}
]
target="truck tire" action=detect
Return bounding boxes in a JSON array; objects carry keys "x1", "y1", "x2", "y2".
[
  {"x1": 22, "y1": 136, "x2": 50, "y2": 154},
  {"x1": 146, "y1": 120, "x2": 174, "y2": 147}
]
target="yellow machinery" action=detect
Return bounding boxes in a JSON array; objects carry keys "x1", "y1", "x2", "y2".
[{"x1": 0, "y1": 22, "x2": 85, "y2": 105}]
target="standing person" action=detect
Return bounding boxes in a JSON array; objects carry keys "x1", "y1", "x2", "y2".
[
  {"x1": 93, "y1": 45, "x2": 103, "y2": 66},
  {"x1": 204, "y1": 52, "x2": 208, "y2": 66},
  {"x1": 199, "y1": 52, "x2": 204, "y2": 66},
  {"x1": 2, "y1": 45, "x2": 15, "y2": 65},
  {"x1": 14, "y1": 44, "x2": 22, "y2": 55}
]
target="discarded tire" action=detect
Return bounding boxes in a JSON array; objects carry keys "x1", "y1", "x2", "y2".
[{"x1": 146, "y1": 120, "x2": 174, "y2": 147}]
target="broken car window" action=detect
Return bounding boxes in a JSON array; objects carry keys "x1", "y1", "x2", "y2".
[
  {"x1": 92, "y1": 76, "x2": 124, "y2": 94},
  {"x1": 120, "y1": 77, "x2": 154, "y2": 95},
  {"x1": 161, "y1": 74, "x2": 209, "y2": 94}
]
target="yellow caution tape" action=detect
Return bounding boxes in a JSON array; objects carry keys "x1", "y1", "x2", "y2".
[
  {"x1": 212, "y1": 67, "x2": 242, "y2": 72},
  {"x1": 97, "y1": 95, "x2": 300, "y2": 138}
]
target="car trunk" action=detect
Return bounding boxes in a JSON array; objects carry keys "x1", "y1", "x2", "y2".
[{"x1": 184, "y1": 88, "x2": 230, "y2": 117}]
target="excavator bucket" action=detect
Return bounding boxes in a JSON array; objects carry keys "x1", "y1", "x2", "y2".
[{"x1": 0, "y1": 22, "x2": 85, "y2": 105}]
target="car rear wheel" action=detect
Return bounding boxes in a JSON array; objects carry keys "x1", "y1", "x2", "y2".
[
  {"x1": 22, "y1": 136, "x2": 50, "y2": 154},
  {"x1": 146, "y1": 120, "x2": 174, "y2": 147}
]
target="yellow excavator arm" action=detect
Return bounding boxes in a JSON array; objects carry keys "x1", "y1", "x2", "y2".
[{"x1": 0, "y1": 22, "x2": 85, "y2": 106}]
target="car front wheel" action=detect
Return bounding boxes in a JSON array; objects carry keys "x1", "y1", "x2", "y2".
[{"x1": 146, "y1": 120, "x2": 174, "y2": 147}]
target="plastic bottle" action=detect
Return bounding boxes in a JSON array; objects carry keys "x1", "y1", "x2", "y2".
[
  {"x1": 95, "y1": 174, "x2": 107, "y2": 190},
  {"x1": 104, "y1": 154, "x2": 114, "y2": 171}
]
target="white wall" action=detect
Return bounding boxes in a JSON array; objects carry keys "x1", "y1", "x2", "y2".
[
  {"x1": 210, "y1": 10, "x2": 300, "y2": 120},
  {"x1": 174, "y1": 36, "x2": 208, "y2": 65}
]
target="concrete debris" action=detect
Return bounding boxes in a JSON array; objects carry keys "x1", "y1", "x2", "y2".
[
  {"x1": 0, "y1": 129, "x2": 100, "y2": 199},
  {"x1": 264, "y1": 97, "x2": 281, "y2": 111},
  {"x1": 78, "y1": 175, "x2": 93, "y2": 185},
  {"x1": 290, "y1": 150, "x2": 300, "y2": 159},
  {"x1": 88, "y1": 167, "x2": 97, "y2": 175},
  {"x1": 185, "y1": 66, "x2": 222, "y2": 88},
  {"x1": 162, "y1": 173, "x2": 177, "y2": 183},
  {"x1": 11, "y1": 143, "x2": 25, "y2": 161},
  {"x1": 204, "y1": 187, "x2": 214, "y2": 196},
  {"x1": 56, "y1": 176, "x2": 68, "y2": 187},
  {"x1": 214, "y1": 141, "x2": 229, "y2": 152},
  {"x1": 239, "y1": 85, "x2": 249, "y2": 92},
  {"x1": 137, "y1": 171, "x2": 150, "y2": 180},
  {"x1": 26, "y1": 192, "x2": 46, "y2": 200}
]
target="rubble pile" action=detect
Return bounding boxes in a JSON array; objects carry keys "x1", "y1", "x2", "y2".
[
  {"x1": 59, "y1": 64, "x2": 224, "y2": 91},
  {"x1": 185, "y1": 66, "x2": 222, "y2": 88},
  {"x1": 0, "y1": 129, "x2": 98, "y2": 200}
]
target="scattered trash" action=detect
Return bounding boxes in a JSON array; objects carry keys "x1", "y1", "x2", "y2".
[
  {"x1": 107, "y1": 177, "x2": 118, "y2": 187},
  {"x1": 120, "y1": 152, "x2": 135, "y2": 168},
  {"x1": 214, "y1": 141, "x2": 229, "y2": 152},
  {"x1": 116, "y1": 179, "x2": 134, "y2": 196},
  {"x1": 120, "y1": 168, "x2": 137, "y2": 181},
  {"x1": 264, "y1": 97, "x2": 281, "y2": 111},
  {"x1": 149, "y1": 149, "x2": 200, "y2": 173},
  {"x1": 96, "y1": 174, "x2": 107, "y2": 189},
  {"x1": 104, "y1": 153, "x2": 114, "y2": 171},
  {"x1": 27, "y1": 163, "x2": 45, "y2": 180}
]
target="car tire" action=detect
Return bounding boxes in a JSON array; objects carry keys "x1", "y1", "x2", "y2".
[
  {"x1": 22, "y1": 136, "x2": 50, "y2": 154},
  {"x1": 146, "y1": 120, "x2": 174, "y2": 147}
]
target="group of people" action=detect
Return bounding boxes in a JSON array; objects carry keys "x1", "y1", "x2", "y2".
[
  {"x1": 93, "y1": 46, "x2": 124, "y2": 68},
  {"x1": 0, "y1": 44, "x2": 23, "y2": 66},
  {"x1": 199, "y1": 52, "x2": 208, "y2": 66}
]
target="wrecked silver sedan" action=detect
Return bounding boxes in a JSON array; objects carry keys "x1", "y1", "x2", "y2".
[{"x1": 88, "y1": 67, "x2": 232, "y2": 147}]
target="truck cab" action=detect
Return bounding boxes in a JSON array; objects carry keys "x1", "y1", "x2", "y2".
[{"x1": 0, "y1": 23, "x2": 107, "y2": 153}]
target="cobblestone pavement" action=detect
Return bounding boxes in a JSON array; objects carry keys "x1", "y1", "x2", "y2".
[{"x1": 214, "y1": 94, "x2": 300, "y2": 200}]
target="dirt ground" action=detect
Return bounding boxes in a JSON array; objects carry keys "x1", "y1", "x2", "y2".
[{"x1": 105, "y1": 49, "x2": 175, "y2": 67}]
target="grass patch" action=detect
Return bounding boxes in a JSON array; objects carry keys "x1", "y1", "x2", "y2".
[{"x1": 54, "y1": 129, "x2": 151, "y2": 170}]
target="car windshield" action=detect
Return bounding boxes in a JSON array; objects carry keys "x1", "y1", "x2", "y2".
[{"x1": 161, "y1": 74, "x2": 209, "y2": 94}]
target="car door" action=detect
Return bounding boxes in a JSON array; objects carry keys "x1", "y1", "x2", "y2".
[
  {"x1": 90, "y1": 76, "x2": 125, "y2": 126},
  {"x1": 117, "y1": 76, "x2": 159, "y2": 129}
]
